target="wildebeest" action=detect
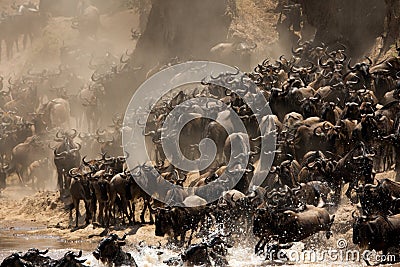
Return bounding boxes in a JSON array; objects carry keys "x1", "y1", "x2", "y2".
[
  {"x1": 357, "y1": 178, "x2": 400, "y2": 216},
  {"x1": 0, "y1": 249, "x2": 87, "y2": 267},
  {"x1": 68, "y1": 168, "x2": 92, "y2": 228},
  {"x1": 253, "y1": 204, "x2": 335, "y2": 255},
  {"x1": 180, "y1": 233, "x2": 231, "y2": 266},
  {"x1": 331, "y1": 141, "x2": 374, "y2": 202},
  {"x1": 37, "y1": 98, "x2": 71, "y2": 129},
  {"x1": 93, "y1": 233, "x2": 138, "y2": 267},
  {"x1": 210, "y1": 40, "x2": 257, "y2": 71},
  {"x1": 0, "y1": 248, "x2": 51, "y2": 267},
  {"x1": 71, "y1": 2, "x2": 100, "y2": 38},
  {"x1": 53, "y1": 251, "x2": 87, "y2": 267},
  {"x1": 52, "y1": 129, "x2": 82, "y2": 192},
  {"x1": 7, "y1": 135, "x2": 48, "y2": 183},
  {"x1": 353, "y1": 212, "x2": 400, "y2": 264},
  {"x1": 154, "y1": 195, "x2": 208, "y2": 245},
  {"x1": 109, "y1": 169, "x2": 153, "y2": 225}
]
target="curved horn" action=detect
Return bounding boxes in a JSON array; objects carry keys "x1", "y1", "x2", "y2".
[
  {"x1": 96, "y1": 129, "x2": 106, "y2": 136},
  {"x1": 227, "y1": 67, "x2": 240, "y2": 76},
  {"x1": 323, "y1": 122, "x2": 332, "y2": 130},
  {"x1": 347, "y1": 59, "x2": 357, "y2": 71},
  {"x1": 8, "y1": 77, "x2": 15, "y2": 86},
  {"x1": 120, "y1": 50, "x2": 130, "y2": 64},
  {"x1": 118, "y1": 233, "x2": 127, "y2": 240},
  {"x1": 365, "y1": 56, "x2": 373, "y2": 66},
  {"x1": 91, "y1": 72, "x2": 102, "y2": 82},
  {"x1": 352, "y1": 210, "x2": 358, "y2": 219},
  {"x1": 39, "y1": 249, "x2": 49, "y2": 255},
  {"x1": 56, "y1": 130, "x2": 63, "y2": 139},
  {"x1": 353, "y1": 155, "x2": 364, "y2": 160},
  {"x1": 290, "y1": 65, "x2": 300, "y2": 73},
  {"x1": 313, "y1": 126, "x2": 325, "y2": 137},
  {"x1": 68, "y1": 168, "x2": 80, "y2": 177},
  {"x1": 70, "y1": 129, "x2": 77, "y2": 139},
  {"x1": 88, "y1": 54, "x2": 97, "y2": 70},
  {"x1": 82, "y1": 156, "x2": 90, "y2": 166},
  {"x1": 318, "y1": 55, "x2": 329, "y2": 68},
  {"x1": 69, "y1": 143, "x2": 81, "y2": 153},
  {"x1": 307, "y1": 61, "x2": 315, "y2": 72},
  {"x1": 292, "y1": 47, "x2": 302, "y2": 56}
]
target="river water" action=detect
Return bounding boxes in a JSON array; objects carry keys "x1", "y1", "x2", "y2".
[{"x1": 0, "y1": 228, "x2": 365, "y2": 267}]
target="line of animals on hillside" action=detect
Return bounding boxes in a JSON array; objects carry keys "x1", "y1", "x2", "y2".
[
  {"x1": 1, "y1": 39, "x2": 400, "y2": 266},
  {"x1": 0, "y1": 0, "x2": 103, "y2": 62},
  {"x1": 0, "y1": 232, "x2": 233, "y2": 266}
]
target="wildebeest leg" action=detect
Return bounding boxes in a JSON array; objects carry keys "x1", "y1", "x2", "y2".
[
  {"x1": 121, "y1": 197, "x2": 132, "y2": 224},
  {"x1": 345, "y1": 182, "x2": 354, "y2": 202},
  {"x1": 324, "y1": 215, "x2": 335, "y2": 239},
  {"x1": 395, "y1": 149, "x2": 400, "y2": 182},
  {"x1": 16, "y1": 168, "x2": 24, "y2": 184},
  {"x1": 69, "y1": 205, "x2": 73, "y2": 226},
  {"x1": 57, "y1": 169, "x2": 64, "y2": 192},
  {"x1": 187, "y1": 229, "x2": 195, "y2": 246},
  {"x1": 130, "y1": 200, "x2": 136, "y2": 224},
  {"x1": 75, "y1": 199, "x2": 80, "y2": 228},
  {"x1": 179, "y1": 232, "x2": 186, "y2": 246},
  {"x1": 91, "y1": 193, "x2": 97, "y2": 223},
  {"x1": 14, "y1": 38, "x2": 19, "y2": 52},
  {"x1": 84, "y1": 200, "x2": 91, "y2": 225},
  {"x1": 141, "y1": 199, "x2": 154, "y2": 224},
  {"x1": 148, "y1": 203, "x2": 154, "y2": 224},
  {"x1": 140, "y1": 204, "x2": 146, "y2": 224},
  {"x1": 23, "y1": 34, "x2": 28, "y2": 50},
  {"x1": 255, "y1": 237, "x2": 267, "y2": 255},
  {"x1": 6, "y1": 40, "x2": 13, "y2": 60},
  {"x1": 109, "y1": 192, "x2": 116, "y2": 224},
  {"x1": 104, "y1": 202, "x2": 110, "y2": 227},
  {"x1": 98, "y1": 201, "x2": 104, "y2": 225},
  {"x1": 27, "y1": 33, "x2": 34, "y2": 48}
]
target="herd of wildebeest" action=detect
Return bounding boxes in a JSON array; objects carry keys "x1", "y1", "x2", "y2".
[
  {"x1": 1, "y1": 40, "x2": 400, "y2": 266},
  {"x1": 2, "y1": 1, "x2": 400, "y2": 267}
]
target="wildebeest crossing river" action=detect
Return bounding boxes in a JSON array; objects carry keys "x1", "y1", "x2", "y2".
[{"x1": 0, "y1": 231, "x2": 367, "y2": 267}]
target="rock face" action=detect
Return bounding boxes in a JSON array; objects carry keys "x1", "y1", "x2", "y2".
[
  {"x1": 299, "y1": 0, "x2": 387, "y2": 57},
  {"x1": 383, "y1": 0, "x2": 400, "y2": 50},
  {"x1": 133, "y1": 0, "x2": 233, "y2": 70}
]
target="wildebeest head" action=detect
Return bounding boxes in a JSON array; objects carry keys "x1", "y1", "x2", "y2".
[
  {"x1": 96, "y1": 177, "x2": 110, "y2": 202},
  {"x1": 181, "y1": 243, "x2": 208, "y2": 265},
  {"x1": 275, "y1": 159, "x2": 300, "y2": 188},
  {"x1": 300, "y1": 96, "x2": 320, "y2": 118},
  {"x1": 348, "y1": 57, "x2": 373, "y2": 82},
  {"x1": 352, "y1": 211, "x2": 376, "y2": 249},
  {"x1": 20, "y1": 248, "x2": 51, "y2": 265},
  {"x1": 320, "y1": 102, "x2": 338, "y2": 123},
  {"x1": 93, "y1": 234, "x2": 127, "y2": 263},
  {"x1": 54, "y1": 129, "x2": 81, "y2": 159},
  {"x1": 253, "y1": 205, "x2": 275, "y2": 237},
  {"x1": 154, "y1": 208, "x2": 173, "y2": 237},
  {"x1": 56, "y1": 251, "x2": 86, "y2": 267},
  {"x1": 356, "y1": 182, "x2": 392, "y2": 216},
  {"x1": 342, "y1": 102, "x2": 360, "y2": 120}
]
